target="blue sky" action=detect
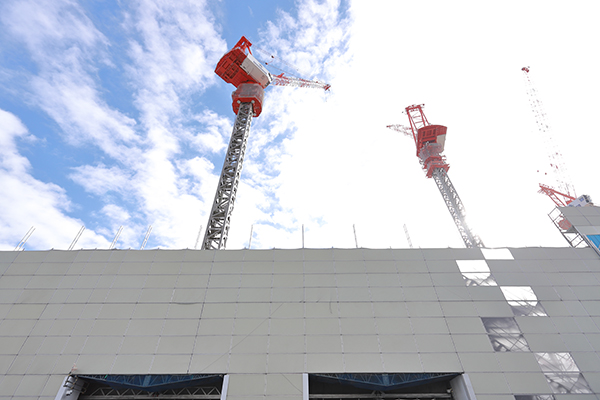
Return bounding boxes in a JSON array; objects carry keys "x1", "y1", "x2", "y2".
[{"x1": 1, "y1": 0, "x2": 599, "y2": 251}]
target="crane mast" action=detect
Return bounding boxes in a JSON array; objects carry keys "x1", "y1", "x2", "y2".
[
  {"x1": 389, "y1": 104, "x2": 484, "y2": 248},
  {"x1": 202, "y1": 36, "x2": 330, "y2": 250},
  {"x1": 202, "y1": 101, "x2": 254, "y2": 250}
]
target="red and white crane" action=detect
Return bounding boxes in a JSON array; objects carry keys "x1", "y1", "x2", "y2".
[
  {"x1": 388, "y1": 104, "x2": 484, "y2": 248},
  {"x1": 521, "y1": 67, "x2": 591, "y2": 208},
  {"x1": 202, "y1": 36, "x2": 330, "y2": 250},
  {"x1": 521, "y1": 67, "x2": 593, "y2": 246}
]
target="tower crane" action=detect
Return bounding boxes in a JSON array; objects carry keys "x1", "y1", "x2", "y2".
[
  {"x1": 202, "y1": 36, "x2": 330, "y2": 250},
  {"x1": 521, "y1": 67, "x2": 593, "y2": 245},
  {"x1": 521, "y1": 67, "x2": 591, "y2": 208},
  {"x1": 388, "y1": 104, "x2": 484, "y2": 248}
]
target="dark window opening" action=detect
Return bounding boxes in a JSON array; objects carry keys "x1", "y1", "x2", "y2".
[
  {"x1": 71, "y1": 374, "x2": 223, "y2": 399},
  {"x1": 309, "y1": 373, "x2": 460, "y2": 400}
]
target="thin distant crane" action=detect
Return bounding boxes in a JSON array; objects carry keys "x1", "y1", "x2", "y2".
[
  {"x1": 388, "y1": 104, "x2": 484, "y2": 248},
  {"x1": 202, "y1": 36, "x2": 330, "y2": 250},
  {"x1": 521, "y1": 67, "x2": 591, "y2": 208},
  {"x1": 521, "y1": 67, "x2": 593, "y2": 247}
]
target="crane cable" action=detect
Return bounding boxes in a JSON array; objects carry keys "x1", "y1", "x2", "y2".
[{"x1": 252, "y1": 44, "x2": 305, "y2": 80}]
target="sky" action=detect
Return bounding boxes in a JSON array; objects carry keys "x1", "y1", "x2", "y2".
[{"x1": 1, "y1": 0, "x2": 599, "y2": 251}]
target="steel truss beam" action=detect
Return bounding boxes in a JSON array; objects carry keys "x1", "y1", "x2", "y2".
[
  {"x1": 312, "y1": 373, "x2": 459, "y2": 392},
  {"x1": 548, "y1": 207, "x2": 587, "y2": 248},
  {"x1": 80, "y1": 385, "x2": 221, "y2": 399},
  {"x1": 202, "y1": 102, "x2": 254, "y2": 249},
  {"x1": 432, "y1": 168, "x2": 484, "y2": 248},
  {"x1": 310, "y1": 394, "x2": 451, "y2": 399}
]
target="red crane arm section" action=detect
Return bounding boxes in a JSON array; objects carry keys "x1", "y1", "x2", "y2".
[{"x1": 538, "y1": 184, "x2": 576, "y2": 208}]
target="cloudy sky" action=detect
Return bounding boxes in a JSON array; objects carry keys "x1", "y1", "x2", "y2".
[{"x1": 1, "y1": 0, "x2": 599, "y2": 251}]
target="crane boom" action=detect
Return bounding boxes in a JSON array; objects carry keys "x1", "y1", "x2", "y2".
[
  {"x1": 386, "y1": 124, "x2": 413, "y2": 138},
  {"x1": 271, "y1": 74, "x2": 331, "y2": 91},
  {"x1": 390, "y1": 104, "x2": 484, "y2": 248}
]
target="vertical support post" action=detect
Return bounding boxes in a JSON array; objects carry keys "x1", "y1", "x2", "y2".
[
  {"x1": 140, "y1": 225, "x2": 153, "y2": 250},
  {"x1": 353, "y1": 224, "x2": 359, "y2": 248},
  {"x1": 202, "y1": 102, "x2": 254, "y2": 250},
  {"x1": 248, "y1": 225, "x2": 254, "y2": 249},
  {"x1": 432, "y1": 168, "x2": 484, "y2": 248},
  {"x1": 55, "y1": 375, "x2": 85, "y2": 400},
  {"x1": 302, "y1": 373, "x2": 309, "y2": 400},
  {"x1": 194, "y1": 225, "x2": 202, "y2": 250},
  {"x1": 68, "y1": 226, "x2": 85, "y2": 251},
  {"x1": 302, "y1": 224, "x2": 305, "y2": 248},
  {"x1": 220, "y1": 375, "x2": 230, "y2": 400},
  {"x1": 403, "y1": 224, "x2": 413, "y2": 248},
  {"x1": 450, "y1": 374, "x2": 478, "y2": 400},
  {"x1": 15, "y1": 226, "x2": 35, "y2": 251},
  {"x1": 109, "y1": 226, "x2": 123, "y2": 250}
]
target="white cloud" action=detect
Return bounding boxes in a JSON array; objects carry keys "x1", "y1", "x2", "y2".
[
  {"x1": 2, "y1": 0, "x2": 230, "y2": 249},
  {"x1": 69, "y1": 164, "x2": 132, "y2": 196},
  {"x1": 31, "y1": 75, "x2": 140, "y2": 158},
  {"x1": 0, "y1": 109, "x2": 110, "y2": 250},
  {"x1": 101, "y1": 204, "x2": 131, "y2": 223},
  {"x1": 2, "y1": 0, "x2": 140, "y2": 158},
  {"x1": 189, "y1": 110, "x2": 231, "y2": 154},
  {"x1": 1, "y1": 0, "x2": 108, "y2": 58},
  {"x1": 113, "y1": 0, "x2": 230, "y2": 247}
]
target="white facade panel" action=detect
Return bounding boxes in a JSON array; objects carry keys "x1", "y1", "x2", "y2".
[{"x1": 0, "y1": 246, "x2": 599, "y2": 400}]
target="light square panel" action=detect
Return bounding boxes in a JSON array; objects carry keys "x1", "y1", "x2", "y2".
[
  {"x1": 342, "y1": 335, "x2": 380, "y2": 353},
  {"x1": 268, "y1": 335, "x2": 305, "y2": 353},
  {"x1": 407, "y1": 302, "x2": 443, "y2": 317},
  {"x1": 482, "y1": 249, "x2": 514, "y2": 260},
  {"x1": 378, "y1": 335, "x2": 418, "y2": 353},
  {"x1": 459, "y1": 352, "x2": 502, "y2": 372},
  {"x1": 150, "y1": 354, "x2": 192, "y2": 374},
  {"x1": 340, "y1": 318, "x2": 378, "y2": 335},
  {"x1": 266, "y1": 353, "x2": 304, "y2": 373},
  {"x1": 410, "y1": 318, "x2": 449, "y2": 334},
  {"x1": 228, "y1": 353, "x2": 268, "y2": 373},
  {"x1": 264, "y1": 373, "x2": 303, "y2": 395},
  {"x1": 161, "y1": 319, "x2": 199, "y2": 336},
  {"x1": 306, "y1": 353, "x2": 344, "y2": 372},
  {"x1": 415, "y1": 334, "x2": 455, "y2": 353},
  {"x1": 420, "y1": 352, "x2": 461, "y2": 371},
  {"x1": 344, "y1": 353, "x2": 384, "y2": 372}
]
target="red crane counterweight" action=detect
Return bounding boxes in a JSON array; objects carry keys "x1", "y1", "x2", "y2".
[
  {"x1": 404, "y1": 105, "x2": 449, "y2": 177},
  {"x1": 215, "y1": 36, "x2": 272, "y2": 89}
]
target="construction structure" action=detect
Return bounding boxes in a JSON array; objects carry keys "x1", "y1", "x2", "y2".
[
  {"x1": 388, "y1": 105, "x2": 484, "y2": 248},
  {"x1": 3, "y1": 37, "x2": 600, "y2": 400},
  {"x1": 521, "y1": 67, "x2": 594, "y2": 248},
  {"x1": 202, "y1": 36, "x2": 330, "y2": 250},
  {"x1": 2, "y1": 206, "x2": 600, "y2": 400}
]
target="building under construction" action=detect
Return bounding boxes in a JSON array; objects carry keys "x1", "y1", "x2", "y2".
[
  {"x1": 2, "y1": 39, "x2": 599, "y2": 400},
  {"x1": 1, "y1": 206, "x2": 600, "y2": 400}
]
